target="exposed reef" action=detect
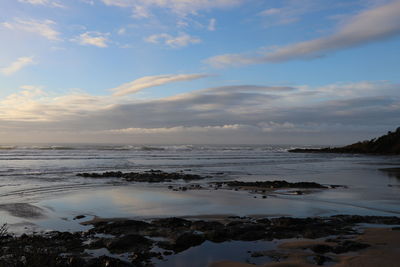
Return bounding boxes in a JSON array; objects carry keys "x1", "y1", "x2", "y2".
[
  {"x1": 1, "y1": 215, "x2": 399, "y2": 266},
  {"x1": 76, "y1": 170, "x2": 204, "y2": 183},
  {"x1": 213, "y1": 180, "x2": 329, "y2": 189},
  {"x1": 166, "y1": 180, "x2": 345, "y2": 197}
]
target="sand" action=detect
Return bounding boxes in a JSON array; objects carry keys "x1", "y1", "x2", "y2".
[
  {"x1": 0, "y1": 203, "x2": 45, "y2": 219},
  {"x1": 210, "y1": 228, "x2": 400, "y2": 267}
]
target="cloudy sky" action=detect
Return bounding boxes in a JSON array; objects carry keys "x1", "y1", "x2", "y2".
[{"x1": 0, "y1": 0, "x2": 399, "y2": 144}]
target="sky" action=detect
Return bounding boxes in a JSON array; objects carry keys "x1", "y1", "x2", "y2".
[{"x1": 0, "y1": 0, "x2": 399, "y2": 145}]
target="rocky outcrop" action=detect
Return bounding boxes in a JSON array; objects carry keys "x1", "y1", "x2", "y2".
[
  {"x1": 1, "y1": 215, "x2": 399, "y2": 266},
  {"x1": 215, "y1": 180, "x2": 328, "y2": 189},
  {"x1": 77, "y1": 169, "x2": 204, "y2": 182}
]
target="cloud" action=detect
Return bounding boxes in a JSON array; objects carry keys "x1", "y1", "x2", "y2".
[
  {"x1": 0, "y1": 80, "x2": 398, "y2": 144},
  {"x1": 18, "y1": 0, "x2": 65, "y2": 8},
  {"x1": 72, "y1": 32, "x2": 110, "y2": 47},
  {"x1": 0, "y1": 56, "x2": 35, "y2": 76},
  {"x1": 2, "y1": 18, "x2": 61, "y2": 41},
  {"x1": 107, "y1": 124, "x2": 253, "y2": 134},
  {"x1": 258, "y1": 0, "x2": 325, "y2": 26},
  {"x1": 132, "y1": 5, "x2": 152, "y2": 18},
  {"x1": 112, "y1": 73, "x2": 210, "y2": 96},
  {"x1": 208, "y1": 18, "x2": 217, "y2": 31},
  {"x1": 101, "y1": 0, "x2": 244, "y2": 17},
  {"x1": 0, "y1": 88, "x2": 114, "y2": 122},
  {"x1": 145, "y1": 33, "x2": 201, "y2": 48},
  {"x1": 117, "y1": 27, "x2": 126, "y2": 35},
  {"x1": 260, "y1": 8, "x2": 281, "y2": 16},
  {"x1": 206, "y1": 0, "x2": 400, "y2": 67}
]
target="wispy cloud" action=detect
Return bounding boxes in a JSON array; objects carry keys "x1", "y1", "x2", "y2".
[
  {"x1": 206, "y1": 0, "x2": 400, "y2": 68},
  {"x1": 0, "y1": 56, "x2": 35, "y2": 76},
  {"x1": 208, "y1": 18, "x2": 217, "y2": 31},
  {"x1": 2, "y1": 18, "x2": 61, "y2": 41},
  {"x1": 107, "y1": 124, "x2": 254, "y2": 134},
  {"x1": 72, "y1": 32, "x2": 110, "y2": 47},
  {"x1": 112, "y1": 73, "x2": 210, "y2": 96},
  {"x1": 145, "y1": 33, "x2": 201, "y2": 48},
  {"x1": 131, "y1": 5, "x2": 152, "y2": 18},
  {"x1": 18, "y1": 0, "x2": 65, "y2": 8},
  {"x1": 258, "y1": 0, "x2": 324, "y2": 26},
  {"x1": 101, "y1": 0, "x2": 244, "y2": 17}
]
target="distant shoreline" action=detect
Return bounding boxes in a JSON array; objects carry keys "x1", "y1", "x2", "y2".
[{"x1": 289, "y1": 127, "x2": 400, "y2": 155}]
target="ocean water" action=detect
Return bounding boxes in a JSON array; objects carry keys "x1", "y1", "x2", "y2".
[{"x1": 0, "y1": 144, "x2": 399, "y2": 232}]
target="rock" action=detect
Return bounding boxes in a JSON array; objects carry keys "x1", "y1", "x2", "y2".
[
  {"x1": 77, "y1": 170, "x2": 204, "y2": 183},
  {"x1": 332, "y1": 240, "x2": 370, "y2": 254},
  {"x1": 152, "y1": 217, "x2": 192, "y2": 228},
  {"x1": 313, "y1": 254, "x2": 332, "y2": 266},
  {"x1": 227, "y1": 223, "x2": 267, "y2": 241},
  {"x1": 105, "y1": 234, "x2": 152, "y2": 253},
  {"x1": 191, "y1": 220, "x2": 224, "y2": 231},
  {"x1": 20, "y1": 255, "x2": 27, "y2": 265},
  {"x1": 173, "y1": 232, "x2": 205, "y2": 252},
  {"x1": 91, "y1": 220, "x2": 151, "y2": 235},
  {"x1": 311, "y1": 244, "x2": 332, "y2": 254},
  {"x1": 218, "y1": 180, "x2": 328, "y2": 189},
  {"x1": 86, "y1": 255, "x2": 132, "y2": 267},
  {"x1": 205, "y1": 229, "x2": 230, "y2": 243}
]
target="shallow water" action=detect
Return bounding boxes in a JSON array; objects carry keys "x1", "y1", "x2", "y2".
[
  {"x1": 0, "y1": 144, "x2": 399, "y2": 232},
  {"x1": 153, "y1": 239, "x2": 281, "y2": 267}
]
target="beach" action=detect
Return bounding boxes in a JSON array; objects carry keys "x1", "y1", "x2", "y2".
[{"x1": 0, "y1": 144, "x2": 399, "y2": 266}]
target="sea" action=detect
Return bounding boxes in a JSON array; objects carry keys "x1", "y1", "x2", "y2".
[{"x1": 0, "y1": 144, "x2": 399, "y2": 234}]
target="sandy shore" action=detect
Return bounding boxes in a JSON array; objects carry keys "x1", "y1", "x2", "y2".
[{"x1": 210, "y1": 227, "x2": 400, "y2": 267}]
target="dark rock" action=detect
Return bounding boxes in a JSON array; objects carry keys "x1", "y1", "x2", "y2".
[
  {"x1": 152, "y1": 217, "x2": 191, "y2": 228},
  {"x1": 313, "y1": 254, "x2": 332, "y2": 266},
  {"x1": 311, "y1": 244, "x2": 333, "y2": 254},
  {"x1": 105, "y1": 234, "x2": 152, "y2": 253},
  {"x1": 227, "y1": 223, "x2": 267, "y2": 241},
  {"x1": 218, "y1": 180, "x2": 327, "y2": 189},
  {"x1": 77, "y1": 170, "x2": 204, "y2": 183},
  {"x1": 190, "y1": 220, "x2": 224, "y2": 231},
  {"x1": 255, "y1": 218, "x2": 271, "y2": 225},
  {"x1": 86, "y1": 256, "x2": 132, "y2": 267},
  {"x1": 332, "y1": 240, "x2": 370, "y2": 254},
  {"x1": 205, "y1": 229, "x2": 230, "y2": 243},
  {"x1": 173, "y1": 232, "x2": 205, "y2": 252},
  {"x1": 90, "y1": 220, "x2": 151, "y2": 235}
]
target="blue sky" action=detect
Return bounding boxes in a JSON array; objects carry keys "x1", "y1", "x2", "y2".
[{"x1": 0, "y1": 0, "x2": 399, "y2": 144}]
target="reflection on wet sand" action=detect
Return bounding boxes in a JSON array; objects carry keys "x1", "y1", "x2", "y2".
[{"x1": 380, "y1": 167, "x2": 400, "y2": 179}]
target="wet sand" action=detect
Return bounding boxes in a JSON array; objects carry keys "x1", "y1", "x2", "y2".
[
  {"x1": 210, "y1": 228, "x2": 400, "y2": 267},
  {"x1": 0, "y1": 203, "x2": 45, "y2": 219}
]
